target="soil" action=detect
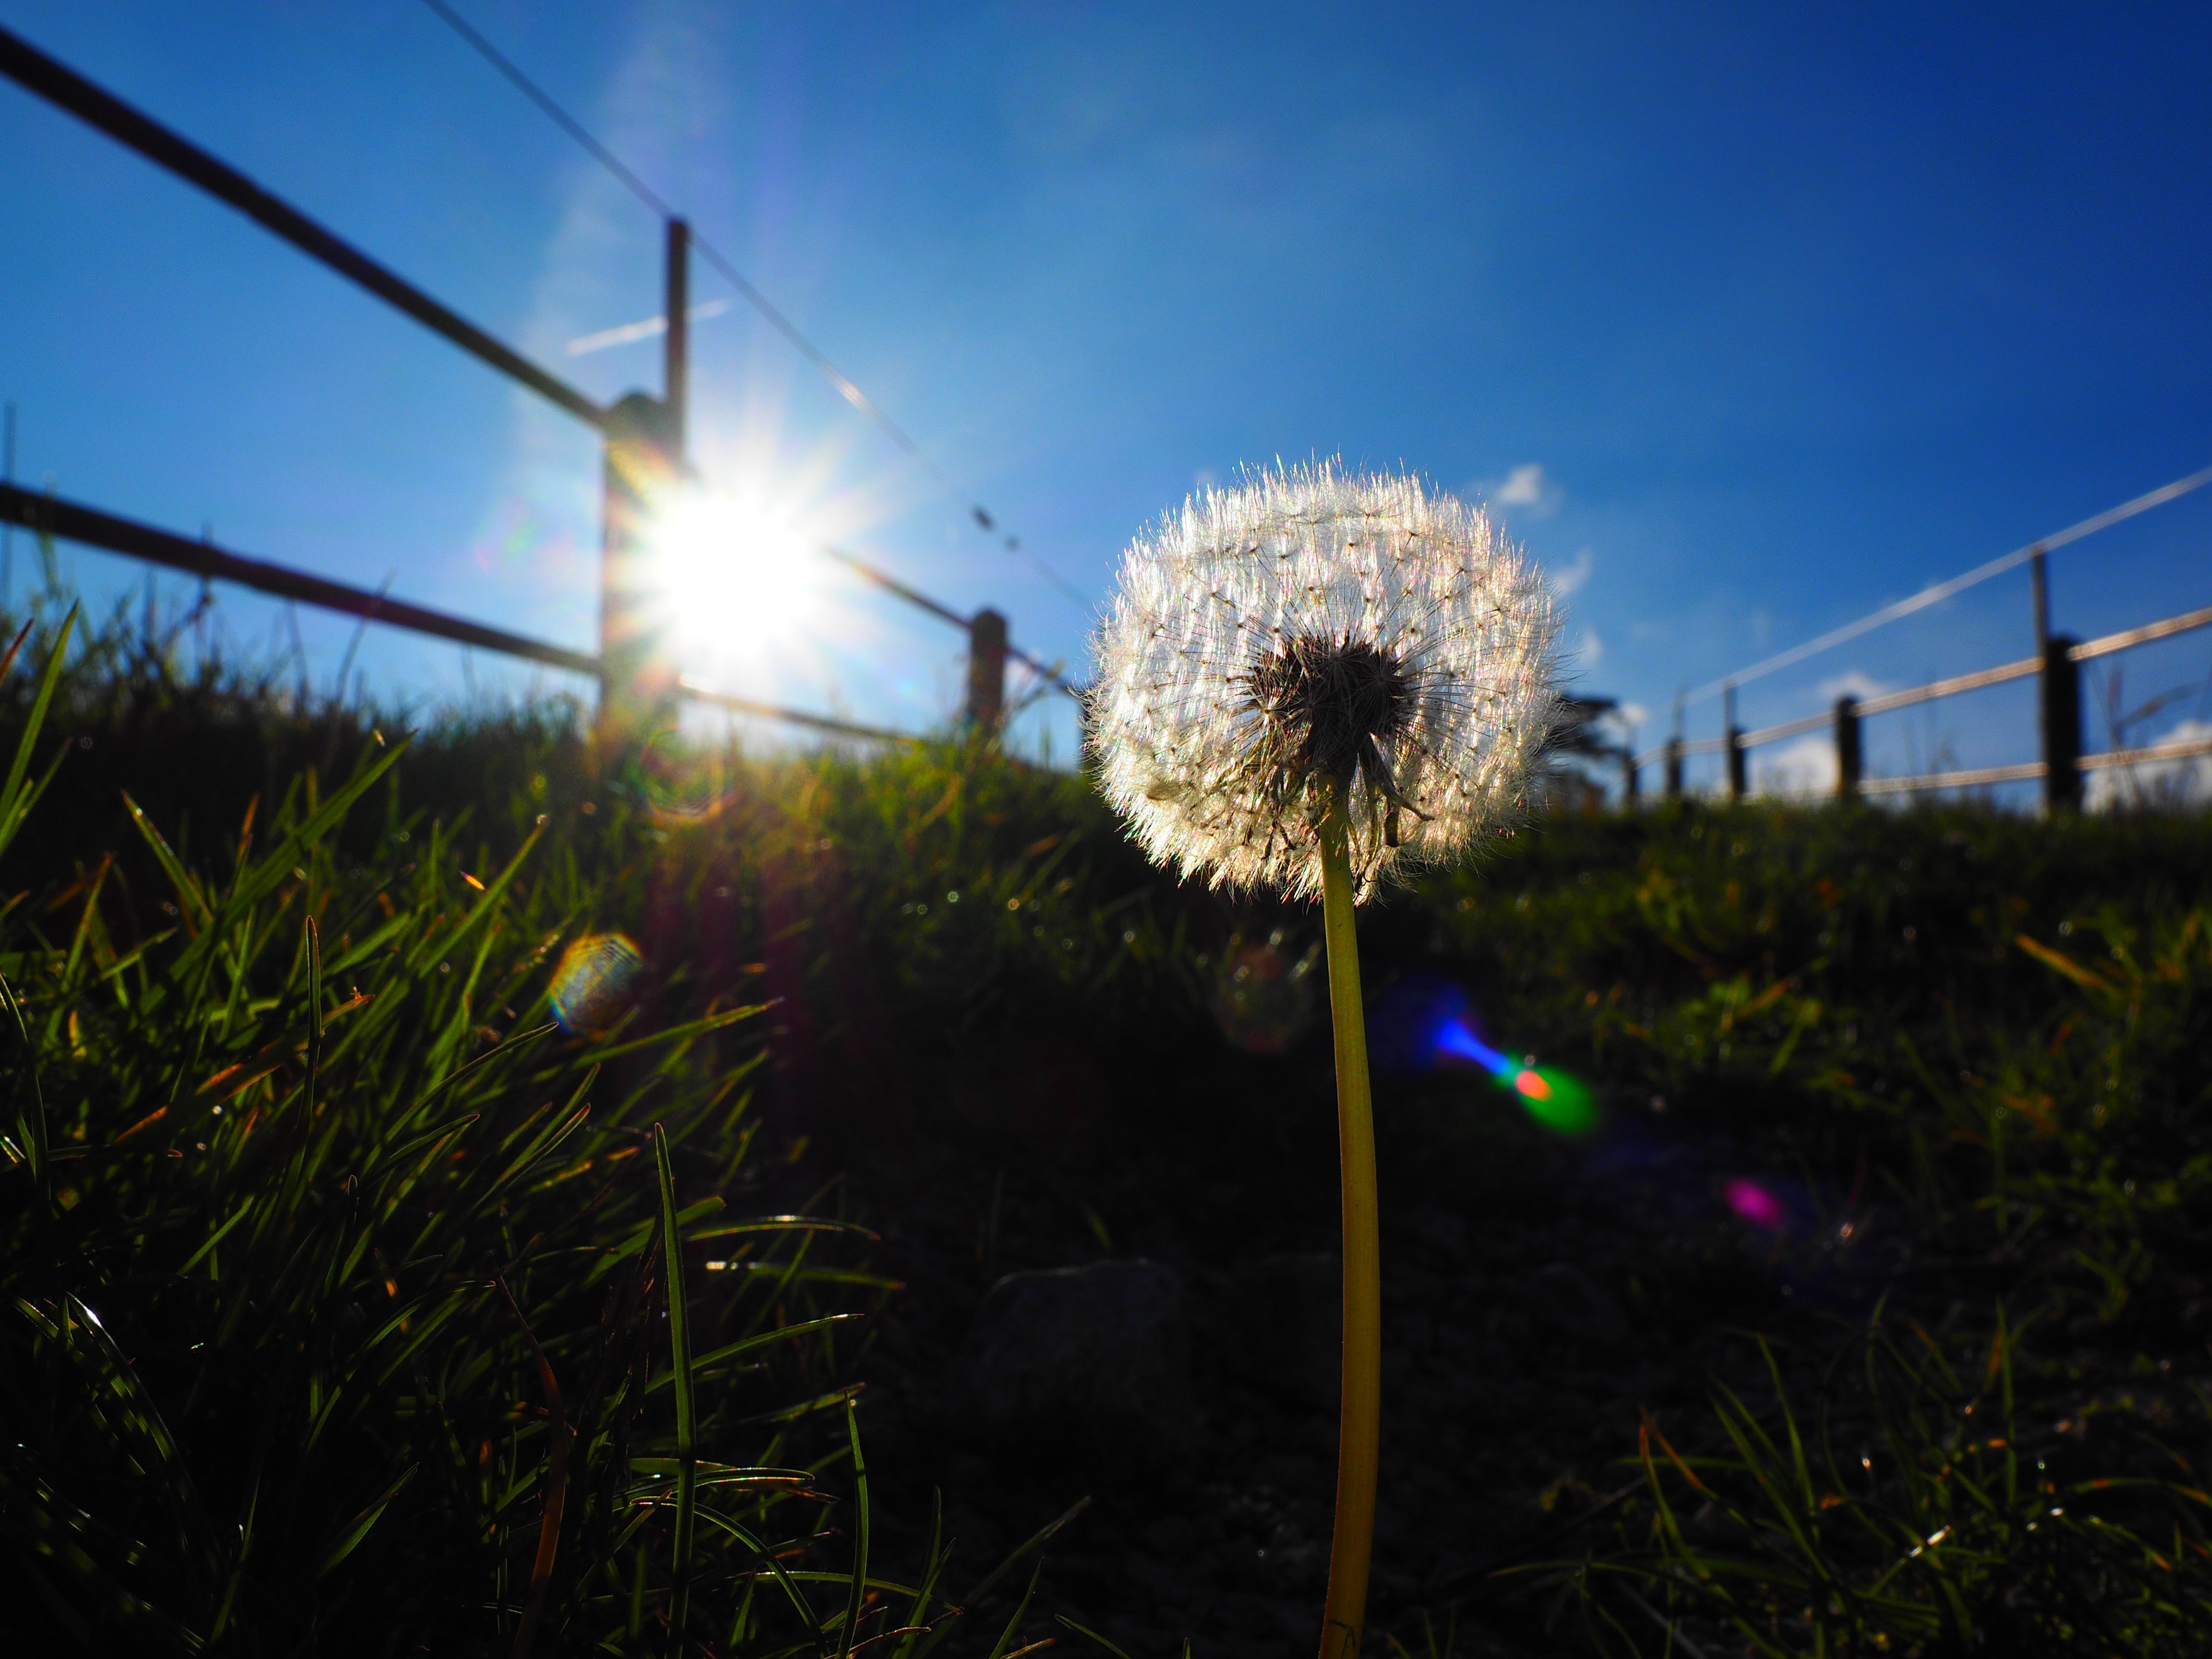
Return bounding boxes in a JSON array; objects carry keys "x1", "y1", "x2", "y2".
[{"x1": 807, "y1": 1035, "x2": 1899, "y2": 1658}]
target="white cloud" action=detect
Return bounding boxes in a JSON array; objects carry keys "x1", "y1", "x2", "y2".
[
  {"x1": 1618, "y1": 701, "x2": 1649, "y2": 731},
  {"x1": 1496, "y1": 462, "x2": 1547, "y2": 505},
  {"x1": 1818, "y1": 669, "x2": 1894, "y2": 702},
  {"x1": 1574, "y1": 626, "x2": 1604, "y2": 669},
  {"x1": 2087, "y1": 718, "x2": 2212, "y2": 810},
  {"x1": 1476, "y1": 461, "x2": 1562, "y2": 518},
  {"x1": 1755, "y1": 733, "x2": 1839, "y2": 798},
  {"x1": 1551, "y1": 545, "x2": 1595, "y2": 597}
]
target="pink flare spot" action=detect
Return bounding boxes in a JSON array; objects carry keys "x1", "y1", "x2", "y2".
[
  {"x1": 1513, "y1": 1070, "x2": 1552, "y2": 1101},
  {"x1": 1725, "y1": 1178, "x2": 1788, "y2": 1231}
]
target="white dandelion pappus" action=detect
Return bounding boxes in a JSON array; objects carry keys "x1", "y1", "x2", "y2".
[{"x1": 1089, "y1": 463, "x2": 1562, "y2": 900}]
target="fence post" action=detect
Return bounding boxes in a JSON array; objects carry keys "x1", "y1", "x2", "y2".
[
  {"x1": 1621, "y1": 748, "x2": 1639, "y2": 805},
  {"x1": 1663, "y1": 736, "x2": 1683, "y2": 799},
  {"x1": 1834, "y1": 695, "x2": 1861, "y2": 798},
  {"x1": 2041, "y1": 632, "x2": 2082, "y2": 813},
  {"x1": 966, "y1": 606, "x2": 1009, "y2": 732},
  {"x1": 2029, "y1": 545, "x2": 2049, "y2": 650},
  {"x1": 664, "y1": 217, "x2": 689, "y2": 458},
  {"x1": 598, "y1": 390, "x2": 681, "y2": 748},
  {"x1": 1723, "y1": 683, "x2": 1746, "y2": 800}
]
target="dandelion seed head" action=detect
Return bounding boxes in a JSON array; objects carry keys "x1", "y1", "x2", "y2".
[{"x1": 1088, "y1": 461, "x2": 1561, "y2": 899}]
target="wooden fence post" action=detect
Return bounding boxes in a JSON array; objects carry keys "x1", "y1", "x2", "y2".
[
  {"x1": 1664, "y1": 735, "x2": 1683, "y2": 800},
  {"x1": 598, "y1": 391, "x2": 681, "y2": 748},
  {"x1": 1724, "y1": 683, "x2": 1747, "y2": 800},
  {"x1": 2041, "y1": 633, "x2": 2082, "y2": 813},
  {"x1": 1834, "y1": 695, "x2": 1861, "y2": 798},
  {"x1": 664, "y1": 217, "x2": 689, "y2": 458},
  {"x1": 1621, "y1": 748, "x2": 1639, "y2": 805},
  {"x1": 966, "y1": 606, "x2": 1009, "y2": 732}
]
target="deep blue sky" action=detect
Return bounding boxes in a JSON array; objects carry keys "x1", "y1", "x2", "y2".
[{"x1": 5, "y1": 1, "x2": 2210, "y2": 787}]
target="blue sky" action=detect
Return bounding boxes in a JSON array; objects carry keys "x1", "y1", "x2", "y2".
[{"x1": 4, "y1": 1, "x2": 2210, "y2": 790}]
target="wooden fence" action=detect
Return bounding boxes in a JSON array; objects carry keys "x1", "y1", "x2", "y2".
[
  {"x1": 0, "y1": 24, "x2": 1068, "y2": 745},
  {"x1": 1633, "y1": 559, "x2": 2212, "y2": 809}
]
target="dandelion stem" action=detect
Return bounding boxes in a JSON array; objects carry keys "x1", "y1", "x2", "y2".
[{"x1": 1316, "y1": 778, "x2": 1381, "y2": 1659}]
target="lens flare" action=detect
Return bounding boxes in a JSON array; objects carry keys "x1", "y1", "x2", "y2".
[
  {"x1": 1724, "y1": 1177, "x2": 1789, "y2": 1231},
  {"x1": 549, "y1": 933, "x2": 644, "y2": 1037},
  {"x1": 1433, "y1": 1013, "x2": 1597, "y2": 1135},
  {"x1": 1213, "y1": 929, "x2": 1321, "y2": 1055},
  {"x1": 1432, "y1": 1015, "x2": 1507, "y2": 1074},
  {"x1": 1514, "y1": 1065, "x2": 1599, "y2": 1135},
  {"x1": 1369, "y1": 977, "x2": 1598, "y2": 1134}
]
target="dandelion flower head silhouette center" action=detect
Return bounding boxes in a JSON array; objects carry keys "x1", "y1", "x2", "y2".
[{"x1": 1090, "y1": 463, "x2": 1560, "y2": 898}]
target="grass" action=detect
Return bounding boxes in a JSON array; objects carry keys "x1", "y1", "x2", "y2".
[
  {"x1": 0, "y1": 588, "x2": 2208, "y2": 1654},
  {"x1": 0, "y1": 601, "x2": 1130, "y2": 1654},
  {"x1": 1395, "y1": 805, "x2": 2212, "y2": 1653}
]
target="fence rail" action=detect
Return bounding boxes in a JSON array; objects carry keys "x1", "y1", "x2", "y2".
[
  {"x1": 2081, "y1": 731, "x2": 2212, "y2": 772},
  {"x1": 0, "y1": 482, "x2": 924, "y2": 744},
  {"x1": 2071, "y1": 601, "x2": 2212, "y2": 662},
  {"x1": 1635, "y1": 577, "x2": 2212, "y2": 809},
  {"x1": 1858, "y1": 761, "x2": 2048, "y2": 796},
  {"x1": 1853, "y1": 655, "x2": 2041, "y2": 717},
  {"x1": 0, "y1": 26, "x2": 607, "y2": 431}
]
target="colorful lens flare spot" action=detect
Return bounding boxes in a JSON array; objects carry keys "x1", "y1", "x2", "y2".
[
  {"x1": 1514, "y1": 1066, "x2": 1598, "y2": 1135},
  {"x1": 1433, "y1": 1015, "x2": 1598, "y2": 1135},
  {"x1": 1432, "y1": 1016, "x2": 1511, "y2": 1075},
  {"x1": 1724, "y1": 1178, "x2": 1789, "y2": 1231},
  {"x1": 549, "y1": 933, "x2": 644, "y2": 1037}
]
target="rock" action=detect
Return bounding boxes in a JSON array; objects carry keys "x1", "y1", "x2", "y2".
[
  {"x1": 1222, "y1": 1252, "x2": 1341, "y2": 1410},
  {"x1": 955, "y1": 1259, "x2": 1190, "y2": 1453},
  {"x1": 1521, "y1": 1262, "x2": 1630, "y2": 1356}
]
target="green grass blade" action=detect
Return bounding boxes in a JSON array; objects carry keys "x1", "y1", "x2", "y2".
[
  {"x1": 585, "y1": 1001, "x2": 770, "y2": 1064},
  {"x1": 0, "y1": 604, "x2": 74, "y2": 865},
  {"x1": 645, "y1": 1313, "x2": 860, "y2": 1395},
  {"x1": 314, "y1": 1464, "x2": 419, "y2": 1579},
  {"x1": 838, "y1": 1398, "x2": 871, "y2": 1659},
  {"x1": 1055, "y1": 1614, "x2": 1135, "y2": 1658},
  {"x1": 0, "y1": 968, "x2": 49, "y2": 1188},
  {"x1": 914, "y1": 1496, "x2": 1090, "y2": 1659},
  {"x1": 655, "y1": 1121, "x2": 697, "y2": 1653}
]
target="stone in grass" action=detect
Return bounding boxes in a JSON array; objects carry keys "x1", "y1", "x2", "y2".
[
  {"x1": 1521, "y1": 1262, "x2": 1630, "y2": 1356},
  {"x1": 1222, "y1": 1252, "x2": 1341, "y2": 1411},
  {"x1": 957, "y1": 1259, "x2": 1191, "y2": 1455}
]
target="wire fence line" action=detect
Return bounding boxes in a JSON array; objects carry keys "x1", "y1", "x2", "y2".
[
  {"x1": 412, "y1": 0, "x2": 1093, "y2": 609},
  {"x1": 1680, "y1": 459, "x2": 2212, "y2": 708}
]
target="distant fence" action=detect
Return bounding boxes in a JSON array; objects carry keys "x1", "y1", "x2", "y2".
[{"x1": 1632, "y1": 558, "x2": 2212, "y2": 809}]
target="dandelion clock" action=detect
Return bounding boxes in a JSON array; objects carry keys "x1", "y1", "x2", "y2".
[{"x1": 1090, "y1": 462, "x2": 1561, "y2": 1658}]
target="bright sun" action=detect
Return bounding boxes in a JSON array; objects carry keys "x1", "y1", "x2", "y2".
[{"x1": 649, "y1": 486, "x2": 824, "y2": 663}]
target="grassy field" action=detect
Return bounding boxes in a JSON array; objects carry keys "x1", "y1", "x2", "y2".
[{"x1": 1, "y1": 600, "x2": 2208, "y2": 1656}]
